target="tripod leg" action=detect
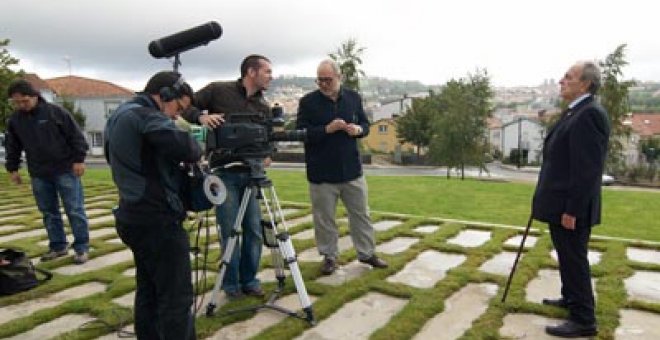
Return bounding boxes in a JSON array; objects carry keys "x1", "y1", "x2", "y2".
[
  {"x1": 205, "y1": 187, "x2": 253, "y2": 317},
  {"x1": 501, "y1": 215, "x2": 534, "y2": 303}
]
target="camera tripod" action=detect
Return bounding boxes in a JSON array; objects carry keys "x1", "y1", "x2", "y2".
[{"x1": 204, "y1": 159, "x2": 315, "y2": 324}]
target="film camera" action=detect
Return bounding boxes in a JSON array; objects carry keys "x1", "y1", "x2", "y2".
[{"x1": 205, "y1": 105, "x2": 306, "y2": 166}]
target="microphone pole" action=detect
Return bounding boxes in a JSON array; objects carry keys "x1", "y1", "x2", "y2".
[{"x1": 501, "y1": 214, "x2": 534, "y2": 303}]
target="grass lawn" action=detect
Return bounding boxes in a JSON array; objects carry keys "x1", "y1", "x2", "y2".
[{"x1": 1, "y1": 168, "x2": 660, "y2": 339}]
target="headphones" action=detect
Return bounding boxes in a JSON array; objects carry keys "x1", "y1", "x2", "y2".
[{"x1": 159, "y1": 75, "x2": 186, "y2": 102}]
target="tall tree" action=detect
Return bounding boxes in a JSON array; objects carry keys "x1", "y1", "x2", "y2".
[
  {"x1": 396, "y1": 96, "x2": 437, "y2": 156},
  {"x1": 329, "y1": 38, "x2": 366, "y2": 92},
  {"x1": 1, "y1": 39, "x2": 23, "y2": 131},
  {"x1": 429, "y1": 70, "x2": 493, "y2": 179},
  {"x1": 599, "y1": 44, "x2": 635, "y2": 175},
  {"x1": 60, "y1": 97, "x2": 86, "y2": 130}
]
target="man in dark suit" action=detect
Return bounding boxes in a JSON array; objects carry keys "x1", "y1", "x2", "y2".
[{"x1": 532, "y1": 61, "x2": 610, "y2": 337}]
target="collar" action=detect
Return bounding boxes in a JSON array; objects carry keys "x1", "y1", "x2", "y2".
[
  {"x1": 568, "y1": 93, "x2": 591, "y2": 109},
  {"x1": 235, "y1": 78, "x2": 263, "y2": 100}
]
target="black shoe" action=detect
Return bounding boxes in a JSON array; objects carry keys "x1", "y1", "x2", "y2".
[
  {"x1": 545, "y1": 320, "x2": 597, "y2": 338},
  {"x1": 242, "y1": 286, "x2": 265, "y2": 297},
  {"x1": 542, "y1": 297, "x2": 569, "y2": 308},
  {"x1": 359, "y1": 255, "x2": 388, "y2": 268},
  {"x1": 224, "y1": 290, "x2": 243, "y2": 300},
  {"x1": 320, "y1": 257, "x2": 337, "y2": 275}
]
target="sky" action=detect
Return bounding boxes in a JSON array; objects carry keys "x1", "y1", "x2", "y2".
[{"x1": 2, "y1": 0, "x2": 658, "y2": 91}]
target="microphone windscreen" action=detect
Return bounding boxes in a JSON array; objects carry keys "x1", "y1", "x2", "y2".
[{"x1": 149, "y1": 21, "x2": 222, "y2": 58}]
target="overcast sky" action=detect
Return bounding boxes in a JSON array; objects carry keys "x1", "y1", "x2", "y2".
[{"x1": 2, "y1": 0, "x2": 657, "y2": 91}]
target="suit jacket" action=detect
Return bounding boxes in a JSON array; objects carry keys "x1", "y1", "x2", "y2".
[{"x1": 532, "y1": 96, "x2": 610, "y2": 227}]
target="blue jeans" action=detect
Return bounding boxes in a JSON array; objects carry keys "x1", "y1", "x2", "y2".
[
  {"x1": 216, "y1": 171, "x2": 263, "y2": 293},
  {"x1": 31, "y1": 172, "x2": 89, "y2": 254}
]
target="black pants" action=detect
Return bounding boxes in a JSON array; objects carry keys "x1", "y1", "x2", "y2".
[
  {"x1": 116, "y1": 219, "x2": 196, "y2": 340},
  {"x1": 549, "y1": 222, "x2": 595, "y2": 325}
]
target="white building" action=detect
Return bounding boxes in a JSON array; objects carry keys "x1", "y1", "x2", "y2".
[{"x1": 500, "y1": 117, "x2": 545, "y2": 163}]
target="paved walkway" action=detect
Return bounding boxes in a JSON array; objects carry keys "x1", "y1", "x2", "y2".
[{"x1": 1, "y1": 186, "x2": 660, "y2": 339}]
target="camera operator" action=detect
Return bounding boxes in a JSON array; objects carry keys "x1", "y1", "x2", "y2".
[
  {"x1": 182, "y1": 54, "x2": 273, "y2": 298},
  {"x1": 296, "y1": 59, "x2": 388, "y2": 275},
  {"x1": 104, "y1": 71, "x2": 200, "y2": 340}
]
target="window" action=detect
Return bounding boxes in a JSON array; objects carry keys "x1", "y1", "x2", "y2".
[
  {"x1": 89, "y1": 131, "x2": 103, "y2": 148},
  {"x1": 378, "y1": 125, "x2": 388, "y2": 133}
]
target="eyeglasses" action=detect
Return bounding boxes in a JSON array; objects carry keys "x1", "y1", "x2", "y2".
[{"x1": 316, "y1": 77, "x2": 335, "y2": 84}]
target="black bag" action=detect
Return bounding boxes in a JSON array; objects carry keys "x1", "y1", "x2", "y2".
[
  {"x1": 0, "y1": 249, "x2": 53, "y2": 295},
  {"x1": 181, "y1": 164, "x2": 214, "y2": 212}
]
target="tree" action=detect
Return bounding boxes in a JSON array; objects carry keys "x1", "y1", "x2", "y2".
[
  {"x1": 429, "y1": 70, "x2": 493, "y2": 179},
  {"x1": 60, "y1": 97, "x2": 86, "y2": 130},
  {"x1": 599, "y1": 44, "x2": 635, "y2": 175},
  {"x1": 1, "y1": 39, "x2": 23, "y2": 131},
  {"x1": 396, "y1": 96, "x2": 437, "y2": 156},
  {"x1": 329, "y1": 38, "x2": 366, "y2": 92}
]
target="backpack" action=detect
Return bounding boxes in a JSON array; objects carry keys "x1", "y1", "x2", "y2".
[{"x1": 0, "y1": 249, "x2": 53, "y2": 295}]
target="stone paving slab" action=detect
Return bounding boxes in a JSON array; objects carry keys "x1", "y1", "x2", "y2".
[
  {"x1": 412, "y1": 224, "x2": 440, "y2": 234},
  {"x1": 95, "y1": 324, "x2": 134, "y2": 340},
  {"x1": 6, "y1": 314, "x2": 97, "y2": 340},
  {"x1": 615, "y1": 309, "x2": 660, "y2": 339},
  {"x1": 387, "y1": 250, "x2": 466, "y2": 288},
  {"x1": 0, "y1": 224, "x2": 26, "y2": 233},
  {"x1": 285, "y1": 214, "x2": 313, "y2": 227},
  {"x1": 624, "y1": 271, "x2": 660, "y2": 303},
  {"x1": 504, "y1": 235, "x2": 538, "y2": 248},
  {"x1": 626, "y1": 247, "x2": 660, "y2": 265},
  {"x1": 412, "y1": 283, "x2": 497, "y2": 340},
  {"x1": 0, "y1": 282, "x2": 106, "y2": 325},
  {"x1": 53, "y1": 249, "x2": 133, "y2": 275},
  {"x1": 0, "y1": 206, "x2": 35, "y2": 216},
  {"x1": 298, "y1": 236, "x2": 353, "y2": 262},
  {"x1": 88, "y1": 215, "x2": 115, "y2": 225},
  {"x1": 500, "y1": 313, "x2": 592, "y2": 339},
  {"x1": 372, "y1": 220, "x2": 402, "y2": 231},
  {"x1": 316, "y1": 260, "x2": 372, "y2": 286},
  {"x1": 0, "y1": 228, "x2": 45, "y2": 244},
  {"x1": 526, "y1": 269, "x2": 597, "y2": 304},
  {"x1": 479, "y1": 251, "x2": 521, "y2": 276},
  {"x1": 550, "y1": 249, "x2": 602, "y2": 265},
  {"x1": 208, "y1": 294, "x2": 318, "y2": 339},
  {"x1": 292, "y1": 228, "x2": 315, "y2": 240},
  {"x1": 447, "y1": 229, "x2": 491, "y2": 248},
  {"x1": 375, "y1": 237, "x2": 419, "y2": 254},
  {"x1": 294, "y1": 292, "x2": 407, "y2": 340}
]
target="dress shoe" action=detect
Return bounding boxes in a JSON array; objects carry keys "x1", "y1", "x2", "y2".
[
  {"x1": 242, "y1": 286, "x2": 265, "y2": 297},
  {"x1": 320, "y1": 257, "x2": 337, "y2": 275},
  {"x1": 542, "y1": 297, "x2": 569, "y2": 308},
  {"x1": 359, "y1": 255, "x2": 388, "y2": 268},
  {"x1": 545, "y1": 320, "x2": 597, "y2": 338}
]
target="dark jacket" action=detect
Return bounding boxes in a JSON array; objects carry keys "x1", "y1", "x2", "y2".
[
  {"x1": 296, "y1": 87, "x2": 369, "y2": 184},
  {"x1": 532, "y1": 96, "x2": 610, "y2": 226},
  {"x1": 104, "y1": 94, "x2": 202, "y2": 225},
  {"x1": 5, "y1": 99, "x2": 88, "y2": 178},
  {"x1": 183, "y1": 79, "x2": 270, "y2": 125}
]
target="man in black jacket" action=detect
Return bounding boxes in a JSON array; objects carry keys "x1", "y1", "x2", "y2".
[
  {"x1": 532, "y1": 61, "x2": 610, "y2": 338},
  {"x1": 5, "y1": 79, "x2": 90, "y2": 264},
  {"x1": 296, "y1": 59, "x2": 387, "y2": 275},
  {"x1": 105, "y1": 71, "x2": 200, "y2": 339}
]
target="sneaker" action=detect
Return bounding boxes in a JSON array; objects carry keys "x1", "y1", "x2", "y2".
[
  {"x1": 224, "y1": 290, "x2": 243, "y2": 300},
  {"x1": 242, "y1": 286, "x2": 265, "y2": 297},
  {"x1": 359, "y1": 255, "x2": 388, "y2": 268},
  {"x1": 320, "y1": 257, "x2": 337, "y2": 275},
  {"x1": 41, "y1": 249, "x2": 68, "y2": 262},
  {"x1": 73, "y1": 252, "x2": 89, "y2": 264}
]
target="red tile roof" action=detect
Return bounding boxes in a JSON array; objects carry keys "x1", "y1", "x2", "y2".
[
  {"x1": 22, "y1": 73, "x2": 53, "y2": 92},
  {"x1": 45, "y1": 75, "x2": 134, "y2": 98},
  {"x1": 629, "y1": 113, "x2": 660, "y2": 137}
]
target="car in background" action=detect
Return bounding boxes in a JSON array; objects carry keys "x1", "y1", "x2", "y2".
[{"x1": 602, "y1": 174, "x2": 615, "y2": 185}]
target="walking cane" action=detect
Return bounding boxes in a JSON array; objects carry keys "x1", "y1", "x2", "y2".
[{"x1": 501, "y1": 215, "x2": 534, "y2": 303}]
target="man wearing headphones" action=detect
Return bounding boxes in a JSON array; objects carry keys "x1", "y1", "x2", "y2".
[{"x1": 105, "y1": 71, "x2": 200, "y2": 339}]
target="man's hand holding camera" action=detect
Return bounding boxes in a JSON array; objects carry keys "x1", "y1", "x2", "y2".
[
  {"x1": 326, "y1": 118, "x2": 362, "y2": 136},
  {"x1": 199, "y1": 113, "x2": 225, "y2": 128}
]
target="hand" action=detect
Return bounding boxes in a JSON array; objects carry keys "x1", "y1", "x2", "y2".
[
  {"x1": 72, "y1": 163, "x2": 86, "y2": 177},
  {"x1": 326, "y1": 119, "x2": 347, "y2": 133},
  {"x1": 9, "y1": 171, "x2": 22, "y2": 185},
  {"x1": 264, "y1": 157, "x2": 272, "y2": 167},
  {"x1": 345, "y1": 123, "x2": 363, "y2": 136},
  {"x1": 561, "y1": 213, "x2": 576, "y2": 230},
  {"x1": 199, "y1": 113, "x2": 225, "y2": 128}
]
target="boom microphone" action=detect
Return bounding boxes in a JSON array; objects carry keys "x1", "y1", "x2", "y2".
[{"x1": 148, "y1": 21, "x2": 222, "y2": 59}]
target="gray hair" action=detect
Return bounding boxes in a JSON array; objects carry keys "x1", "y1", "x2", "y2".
[
  {"x1": 318, "y1": 59, "x2": 341, "y2": 76},
  {"x1": 580, "y1": 61, "x2": 601, "y2": 95}
]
